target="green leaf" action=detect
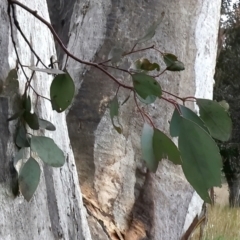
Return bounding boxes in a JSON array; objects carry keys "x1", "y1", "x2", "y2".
[
  {"x1": 138, "y1": 58, "x2": 160, "y2": 71},
  {"x1": 22, "y1": 94, "x2": 31, "y2": 112},
  {"x1": 109, "y1": 96, "x2": 122, "y2": 134},
  {"x1": 19, "y1": 157, "x2": 41, "y2": 201},
  {"x1": 13, "y1": 148, "x2": 24, "y2": 171},
  {"x1": 23, "y1": 111, "x2": 39, "y2": 130},
  {"x1": 141, "y1": 123, "x2": 158, "y2": 172},
  {"x1": 136, "y1": 12, "x2": 165, "y2": 44},
  {"x1": 218, "y1": 100, "x2": 229, "y2": 112},
  {"x1": 137, "y1": 95, "x2": 157, "y2": 104},
  {"x1": 132, "y1": 73, "x2": 162, "y2": 100},
  {"x1": 1, "y1": 69, "x2": 19, "y2": 96},
  {"x1": 31, "y1": 136, "x2": 65, "y2": 167},
  {"x1": 15, "y1": 125, "x2": 30, "y2": 148},
  {"x1": 153, "y1": 128, "x2": 182, "y2": 165},
  {"x1": 8, "y1": 109, "x2": 25, "y2": 121},
  {"x1": 163, "y1": 53, "x2": 185, "y2": 71},
  {"x1": 50, "y1": 72, "x2": 75, "y2": 113},
  {"x1": 179, "y1": 118, "x2": 222, "y2": 203},
  {"x1": 39, "y1": 119, "x2": 56, "y2": 131},
  {"x1": 28, "y1": 66, "x2": 65, "y2": 74},
  {"x1": 170, "y1": 104, "x2": 209, "y2": 137},
  {"x1": 108, "y1": 47, "x2": 124, "y2": 64},
  {"x1": 196, "y1": 99, "x2": 232, "y2": 141}
]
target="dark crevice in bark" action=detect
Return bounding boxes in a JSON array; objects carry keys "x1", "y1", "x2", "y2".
[
  {"x1": 126, "y1": 172, "x2": 154, "y2": 240},
  {"x1": 46, "y1": 0, "x2": 76, "y2": 68},
  {"x1": 0, "y1": 97, "x2": 10, "y2": 183},
  {"x1": 43, "y1": 165, "x2": 64, "y2": 238}
]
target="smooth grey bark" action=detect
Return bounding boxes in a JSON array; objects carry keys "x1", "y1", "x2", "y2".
[
  {"x1": 0, "y1": 0, "x2": 221, "y2": 239},
  {"x1": 0, "y1": 1, "x2": 91, "y2": 239},
  {"x1": 47, "y1": 0, "x2": 221, "y2": 239}
]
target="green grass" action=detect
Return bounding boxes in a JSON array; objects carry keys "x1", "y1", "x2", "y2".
[{"x1": 190, "y1": 204, "x2": 240, "y2": 240}]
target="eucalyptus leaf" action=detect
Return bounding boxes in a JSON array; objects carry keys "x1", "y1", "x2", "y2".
[
  {"x1": 163, "y1": 53, "x2": 185, "y2": 71},
  {"x1": 153, "y1": 128, "x2": 182, "y2": 165},
  {"x1": 132, "y1": 73, "x2": 162, "y2": 100},
  {"x1": 136, "y1": 12, "x2": 165, "y2": 44},
  {"x1": 15, "y1": 125, "x2": 30, "y2": 148},
  {"x1": 109, "y1": 96, "x2": 122, "y2": 134},
  {"x1": 170, "y1": 104, "x2": 209, "y2": 137},
  {"x1": 22, "y1": 94, "x2": 31, "y2": 112},
  {"x1": 31, "y1": 136, "x2": 65, "y2": 167},
  {"x1": 108, "y1": 47, "x2": 124, "y2": 64},
  {"x1": 141, "y1": 123, "x2": 158, "y2": 172},
  {"x1": 179, "y1": 117, "x2": 222, "y2": 203},
  {"x1": 13, "y1": 148, "x2": 24, "y2": 171},
  {"x1": 39, "y1": 119, "x2": 56, "y2": 131},
  {"x1": 8, "y1": 109, "x2": 25, "y2": 121},
  {"x1": 28, "y1": 66, "x2": 65, "y2": 74},
  {"x1": 218, "y1": 100, "x2": 229, "y2": 112},
  {"x1": 138, "y1": 58, "x2": 160, "y2": 71},
  {"x1": 1, "y1": 69, "x2": 19, "y2": 96},
  {"x1": 23, "y1": 111, "x2": 39, "y2": 130},
  {"x1": 19, "y1": 157, "x2": 41, "y2": 201},
  {"x1": 50, "y1": 72, "x2": 75, "y2": 113},
  {"x1": 196, "y1": 98, "x2": 232, "y2": 141},
  {"x1": 137, "y1": 95, "x2": 157, "y2": 104}
]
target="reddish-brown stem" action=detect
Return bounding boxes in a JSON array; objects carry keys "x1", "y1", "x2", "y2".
[
  {"x1": 8, "y1": 3, "x2": 28, "y2": 80},
  {"x1": 102, "y1": 64, "x2": 132, "y2": 75},
  {"x1": 153, "y1": 47, "x2": 164, "y2": 55},
  {"x1": 98, "y1": 45, "x2": 155, "y2": 65},
  {"x1": 10, "y1": 4, "x2": 48, "y2": 69},
  {"x1": 130, "y1": 43, "x2": 138, "y2": 52},
  {"x1": 126, "y1": 45, "x2": 155, "y2": 56},
  {"x1": 162, "y1": 90, "x2": 184, "y2": 102},
  {"x1": 161, "y1": 96, "x2": 182, "y2": 115},
  {"x1": 9, "y1": 0, "x2": 133, "y2": 90},
  {"x1": 143, "y1": 112, "x2": 155, "y2": 128},
  {"x1": 133, "y1": 93, "x2": 155, "y2": 128},
  {"x1": 183, "y1": 96, "x2": 197, "y2": 101},
  {"x1": 150, "y1": 68, "x2": 167, "y2": 78},
  {"x1": 29, "y1": 85, "x2": 51, "y2": 102},
  {"x1": 133, "y1": 92, "x2": 145, "y2": 122}
]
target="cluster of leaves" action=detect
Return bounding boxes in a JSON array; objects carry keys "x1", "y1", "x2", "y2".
[
  {"x1": 110, "y1": 74, "x2": 232, "y2": 203},
  {"x1": 107, "y1": 16, "x2": 232, "y2": 203},
  {"x1": 7, "y1": 68, "x2": 75, "y2": 201},
  {"x1": 6, "y1": 3, "x2": 232, "y2": 205}
]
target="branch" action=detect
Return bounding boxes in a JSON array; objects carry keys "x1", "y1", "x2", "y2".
[{"x1": 8, "y1": 0, "x2": 133, "y2": 90}]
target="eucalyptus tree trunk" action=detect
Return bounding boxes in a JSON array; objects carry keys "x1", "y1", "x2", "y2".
[
  {"x1": 0, "y1": 0, "x2": 221, "y2": 239},
  {"x1": 0, "y1": 1, "x2": 91, "y2": 239},
  {"x1": 47, "y1": 0, "x2": 221, "y2": 239}
]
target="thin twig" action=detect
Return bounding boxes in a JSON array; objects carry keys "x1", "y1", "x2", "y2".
[
  {"x1": 102, "y1": 64, "x2": 132, "y2": 75},
  {"x1": 133, "y1": 92, "x2": 145, "y2": 122},
  {"x1": 10, "y1": 4, "x2": 48, "y2": 69},
  {"x1": 7, "y1": 3, "x2": 28, "y2": 80},
  {"x1": 162, "y1": 90, "x2": 184, "y2": 102},
  {"x1": 9, "y1": 0, "x2": 132, "y2": 90}
]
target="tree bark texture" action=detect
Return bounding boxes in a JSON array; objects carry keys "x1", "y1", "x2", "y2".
[
  {"x1": 0, "y1": 1, "x2": 91, "y2": 239},
  {"x1": 47, "y1": 0, "x2": 221, "y2": 239},
  {"x1": 0, "y1": 0, "x2": 222, "y2": 239}
]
